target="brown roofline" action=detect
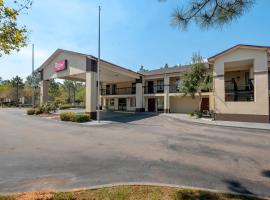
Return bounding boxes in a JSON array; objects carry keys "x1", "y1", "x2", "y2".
[
  {"x1": 208, "y1": 44, "x2": 270, "y2": 62},
  {"x1": 36, "y1": 49, "x2": 142, "y2": 76}
]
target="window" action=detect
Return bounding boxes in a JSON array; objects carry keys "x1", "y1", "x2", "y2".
[
  {"x1": 112, "y1": 84, "x2": 116, "y2": 95},
  {"x1": 157, "y1": 80, "x2": 164, "y2": 93},
  {"x1": 110, "y1": 99, "x2": 114, "y2": 106},
  {"x1": 132, "y1": 83, "x2": 136, "y2": 94},
  {"x1": 157, "y1": 98, "x2": 164, "y2": 111},
  {"x1": 130, "y1": 98, "x2": 136, "y2": 107}
]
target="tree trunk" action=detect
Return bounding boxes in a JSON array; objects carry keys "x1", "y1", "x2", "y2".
[
  {"x1": 16, "y1": 86, "x2": 19, "y2": 106},
  {"x1": 198, "y1": 92, "x2": 202, "y2": 112}
]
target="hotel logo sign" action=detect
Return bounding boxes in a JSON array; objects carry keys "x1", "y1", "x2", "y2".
[{"x1": 53, "y1": 60, "x2": 68, "y2": 72}]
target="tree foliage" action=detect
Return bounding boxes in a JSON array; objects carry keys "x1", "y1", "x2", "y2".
[
  {"x1": 0, "y1": 0, "x2": 32, "y2": 56},
  {"x1": 180, "y1": 53, "x2": 212, "y2": 110},
  {"x1": 169, "y1": 0, "x2": 255, "y2": 29},
  {"x1": 10, "y1": 75, "x2": 24, "y2": 104}
]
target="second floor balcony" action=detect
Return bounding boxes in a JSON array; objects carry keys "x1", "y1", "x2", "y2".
[
  {"x1": 143, "y1": 85, "x2": 165, "y2": 94},
  {"x1": 101, "y1": 87, "x2": 136, "y2": 96},
  {"x1": 225, "y1": 79, "x2": 254, "y2": 101}
]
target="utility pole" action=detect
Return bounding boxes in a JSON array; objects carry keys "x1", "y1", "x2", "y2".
[
  {"x1": 97, "y1": 6, "x2": 101, "y2": 122},
  {"x1": 32, "y1": 44, "x2": 35, "y2": 108}
]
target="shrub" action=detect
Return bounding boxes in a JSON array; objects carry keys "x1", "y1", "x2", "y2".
[
  {"x1": 194, "y1": 111, "x2": 203, "y2": 118},
  {"x1": 60, "y1": 112, "x2": 76, "y2": 121},
  {"x1": 71, "y1": 114, "x2": 90, "y2": 123},
  {"x1": 26, "y1": 108, "x2": 35, "y2": 115},
  {"x1": 188, "y1": 112, "x2": 195, "y2": 117},
  {"x1": 59, "y1": 104, "x2": 72, "y2": 110},
  {"x1": 41, "y1": 101, "x2": 57, "y2": 113},
  {"x1": 34, "y1": 107, "x2": 43, "y2": 115}
]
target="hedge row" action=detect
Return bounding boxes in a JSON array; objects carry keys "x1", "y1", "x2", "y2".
[{"x1": 60, "y1": 112, "x2": 90, "y2": 123}]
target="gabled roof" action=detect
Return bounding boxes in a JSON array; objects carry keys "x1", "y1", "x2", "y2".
[
  {"x1": 36, "y1": 49, "x2": 142, "y2": 76},
  {"x1": 208, "y1": 44, "x2": 270, "y2": 62},
  {"x1": 140, "y1": 65, "x2": 190, "y2": 76},
  {"x1": 141, "y1": 63, "x2": 210, "y2": 76}
]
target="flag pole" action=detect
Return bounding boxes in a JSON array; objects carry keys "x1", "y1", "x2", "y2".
[
  {"x1": 97, "y1": 6, "x2": 101, "y2": 123},
  {"x1": 31, "y1": 44, "x2": 35, "y2": 108}
]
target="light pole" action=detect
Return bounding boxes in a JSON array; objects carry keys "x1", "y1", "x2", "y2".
[
  {"x1": 31, "y1": 44, "x2": 35, "y2": 108},
  {"x1": 97, "y1": 6, "x2": 101, "y2": 122}
]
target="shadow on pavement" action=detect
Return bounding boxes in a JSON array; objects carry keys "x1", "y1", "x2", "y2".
[
  {"x1": 99, "y1": 111, "x2": 160, "y2": 123},
  {"x1": 224, "y1": 180, "x2": 254, "y2": 195},
  {"x1": 261, "y1": 170, "x2": 270, "y2": 178}
]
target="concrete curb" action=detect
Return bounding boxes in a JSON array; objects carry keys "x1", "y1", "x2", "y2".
[
  {"x1": 5, "y1": 182, "x2": 268, "y2": 199},
  {"x1": 163, "y1": 114, "x2": 270, "y2": 131}
]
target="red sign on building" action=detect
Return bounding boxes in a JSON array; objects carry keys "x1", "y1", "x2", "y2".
[{"x1": 53, "y1": 60, "x2": 67, "y2": 72}]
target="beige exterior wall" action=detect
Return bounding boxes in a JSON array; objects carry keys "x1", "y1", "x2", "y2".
[
  {"x1": 42, "y1": 51, "x2": 86, "y2": 81},
  {"x1": 213, "y1": 48, "x2": 269, "y2": 117},
  {"x1": 170, "y1": 96, "x2": 200, "y2": 113}
]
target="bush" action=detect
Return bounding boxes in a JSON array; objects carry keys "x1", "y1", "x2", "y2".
[
  {"x1": 188, "y1": 112, "x2": 195, "y2": 117},
  {"x1": 194, "y1": 111, "x2": 203, "y2": 118},
  {"x1": 59, "y1": 104, "x2": 72, "y2": 110},
  {"x1": 35, "y1": 107, "x2": 43, "y2": 115},
  {"x1": 71, "y1": 114, "x2": 90, "y2": 123},
  {"x1": 26, "y1": 108, "x2": 35, "y2": 115},
  {"x1": 60, "y1": 112, "x2": 75, "y2": 121},
  {"x1": 41, "y1": 101, "x2": 57, "y2": 113}
]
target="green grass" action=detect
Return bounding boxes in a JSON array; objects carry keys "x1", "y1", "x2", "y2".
[{"x1": 3, "y1": 186, "x2": 265, "y2": 200}]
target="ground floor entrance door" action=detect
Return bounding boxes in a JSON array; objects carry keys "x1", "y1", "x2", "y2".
[
  {"x1": 118, "y1": 98, "x2": 127, "y2": 111},
  {"x1": 148, "y1": 98, "x2": 156, "y2": 112},
  {"x1": 201, "y1": 97, "x2": 209, "y2": 112}
]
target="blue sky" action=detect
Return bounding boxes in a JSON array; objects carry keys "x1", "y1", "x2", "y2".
[{"x1": 0, "y1": 0, "x2": 270, "y2": 80}]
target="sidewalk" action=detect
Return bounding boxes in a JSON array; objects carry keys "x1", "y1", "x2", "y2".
[{"x1": 163, "y1": 113, "x2": 270, "y2": 130}]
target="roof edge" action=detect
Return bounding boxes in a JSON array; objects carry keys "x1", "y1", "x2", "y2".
[
  {"x1": 208, "y1": 44, "x2": 270, "y2": 62},
  {"x1": 35, "y1": 49, "x2": 142, "y2": 76}
]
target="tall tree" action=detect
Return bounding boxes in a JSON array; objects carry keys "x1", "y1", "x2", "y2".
[
  {"x1": 48, "y1": 79, "x2": 61, "y2": 100},
  {"x1": 25, "y1": 73, "x2": 40, "y2": 87},
  {"x1": 10, "y1": 75, "x2": 24, "y2": 105},
  {"x1": 169, "y1": 0, "x2": 255, "y2": 29},
  {"x1": 180, "y1": 53, "x2": 212, "y2": 111},
  {"x1": 0, "y1": 80, "x2": 13, "y2": 102},
  {"x1": 0, "y1": 0, "x2": 32, "y2": 56},
  {"x1": 63, "y1": 80, "x2": 74, "y2": 103}
]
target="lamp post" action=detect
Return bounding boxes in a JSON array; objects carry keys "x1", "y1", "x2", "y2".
[
  {"x1": 97, "y1": 6, "x2": 101, "y2": 122},
  {"x1": 31, "y1": 44, "x2": 35, "y2": 108}
]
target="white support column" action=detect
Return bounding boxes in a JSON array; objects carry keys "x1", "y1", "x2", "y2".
[
  {"x1": 164, "y1": 74, "x2": 170, "y2": 113},
  {"x1": 135, "y1": 76, "x2": 144, "y2": 112},
  {"x1": 102, "y1": 97, "x2": 107, "y2": 110},
  {"x1": 114, "y1": 98, "x2": 119, "y2": 110},
  {"x1": 40, "y1": 80, "x2": 49, "y2": 105},
  {"x1": 85, "y1": 58, "x2": 97, "y2": 120}
]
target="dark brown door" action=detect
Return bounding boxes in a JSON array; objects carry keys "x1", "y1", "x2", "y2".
[
  {"x1": 201, "y1": 97, "x2": 209, "y2": 112},
  {"x1": 118, "y1": 98, "x2": 127, "y2": 111},
  {"x1": 148, "y1": 98, "x2": 155, "y2": 112}
]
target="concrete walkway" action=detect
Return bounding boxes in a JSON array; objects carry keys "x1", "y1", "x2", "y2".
[{"x1": 163, "y1": 113, "x2": 270, "y2": 130}]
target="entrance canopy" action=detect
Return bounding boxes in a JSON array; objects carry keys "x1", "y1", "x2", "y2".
[{"x1": 36, "y1": 49, "x2": 140, "y2": 82}]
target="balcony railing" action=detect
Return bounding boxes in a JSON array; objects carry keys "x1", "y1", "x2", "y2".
[
  {"x1": 169, "y1": 84, "x2": 181, "y2": 93},
  {"x1": 225, "y1": 79, "x2": 254, "y2": 101},
  {"x1": 143, "y1": 85, "x2": 165, "y2": 94},
  {"x1": 101, "y1": 87, "x2": 135, "y2": 95}
]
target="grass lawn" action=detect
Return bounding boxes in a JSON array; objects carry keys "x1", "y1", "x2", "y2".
[{"x1": 0, "y1": 185, "x2": 265, "y2": 200}]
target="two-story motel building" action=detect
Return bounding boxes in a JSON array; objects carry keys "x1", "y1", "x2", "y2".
[{"x1": 37, "y1": 44, "x2": 270, "y2": 123}]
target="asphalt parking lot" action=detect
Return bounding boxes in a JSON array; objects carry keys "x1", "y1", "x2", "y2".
[{"x1": 0, "y1": 108, "x2": 270, "y2": 197}]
